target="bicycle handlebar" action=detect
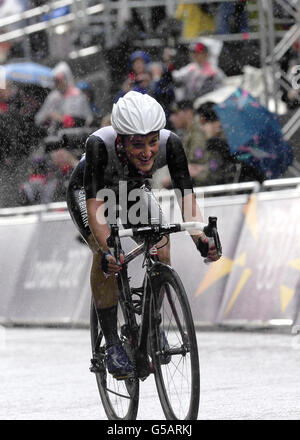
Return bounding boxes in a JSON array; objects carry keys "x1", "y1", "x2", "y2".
[
  {"x1": 108, "y1": 216, "x2": 222, "y2": 261},
  {"x1": 118, "y1": 221, "x2": 206, "y2": 238}
]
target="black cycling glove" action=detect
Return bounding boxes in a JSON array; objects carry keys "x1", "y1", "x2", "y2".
[{"x1": 197, "y1": 237, "x2": 209, "y2": 258}]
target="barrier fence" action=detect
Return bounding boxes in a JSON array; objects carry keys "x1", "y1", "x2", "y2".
[{"x1": 0, "y1": 181, "x2": 300, "y2": 330}]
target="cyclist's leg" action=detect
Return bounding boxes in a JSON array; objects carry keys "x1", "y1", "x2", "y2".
[
  {"x1": 88, "y1": 233, "x2": 120, "y2": 346},
  {"x1": 89, "y1": 235, "x2": 132, "y2": 376},
  {"x1": 66, "y1": 168, "x2": 120, "y2": 347}
]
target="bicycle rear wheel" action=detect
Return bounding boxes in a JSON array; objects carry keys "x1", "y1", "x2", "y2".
[
  {"x1": 150, "y1": 264, "x2": 200, "y2": 420},
  {"x1": 90, "y1": 299, "x2": 139, "y2": 420}
]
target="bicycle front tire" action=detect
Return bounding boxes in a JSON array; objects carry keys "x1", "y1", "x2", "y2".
[{"x1": 149, "y1": 264, "x2": 200, "y2": 420}]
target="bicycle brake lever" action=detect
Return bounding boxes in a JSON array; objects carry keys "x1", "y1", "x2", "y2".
[{"x1": 203, "y1": 217, "x2": 222, "y2": 258}]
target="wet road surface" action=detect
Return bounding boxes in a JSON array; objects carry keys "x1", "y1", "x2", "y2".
[{"x1": 0, "y1": 327, "x2": 299, "y2": 420}]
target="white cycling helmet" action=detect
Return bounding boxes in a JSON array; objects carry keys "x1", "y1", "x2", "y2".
[{"x1": 111, "y1": 91, "x2": 166, "y2": 135}]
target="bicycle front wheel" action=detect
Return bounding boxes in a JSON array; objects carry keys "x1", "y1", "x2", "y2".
[
  {"x1": 149, "y1": 264, "x2": 200, "y2": 420},
  {"x1": 90, "y1": 299, "x2": 139, "y2": 420}
]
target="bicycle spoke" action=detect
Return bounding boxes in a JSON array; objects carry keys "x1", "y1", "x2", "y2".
[{"x1": 106, "y1": 386, "x2": 132, "y2": 399}]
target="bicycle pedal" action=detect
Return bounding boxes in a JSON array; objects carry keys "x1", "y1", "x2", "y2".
[
  {"x1": 89, "y1": 357, "x2": 105, "y2": 374},
  {"x1": 113, "y1": 371, "x2": 134, "y2": 381}
]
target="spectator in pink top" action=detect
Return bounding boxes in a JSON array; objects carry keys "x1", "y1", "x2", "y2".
[{"x1": 172, "y1": 42, "x2": 226, "y2": 101}]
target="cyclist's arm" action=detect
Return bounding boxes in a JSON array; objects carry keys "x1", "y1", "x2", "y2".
[
  {"x1": 166, "y1": 133, "x2": 219, "y2": 260},
  {"x1": 84, "y1": 135, "x2": 123, "y2": 271},
  {"x1": 86, "y1": 199, "x2": 111, "y2": 252},
  {"x1": 166, "y1": 132, "x2": 203, "y2": 235},
  {"x1": 84, "y1": 135, "x2": 111, "y2": 252}
]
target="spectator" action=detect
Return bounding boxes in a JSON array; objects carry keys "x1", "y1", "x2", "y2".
[
  {"x1": 0, "y1": 82, "x2": 14, "y2": 115},
  {"x1": 196, "y1": 102, "x2": 237, "y2": 185},
  {"x1": 0, "y1": 0, "x2": 24, "y2": 22},
  {"x1": 35, "y1": 61, "x2": 93, "y2": 135},
  {"x1": 132, "y1": 71, "x2": 153, "y2": 95},
  {"x1": 0, "y1": 82, "x2": 47, "y2": 163},
  {"x1": 166, "y1": 100, "x2": 237, "y2": 188},
  {"x1": 172, "y1": 42, "x2": 226, "y2": 101},
  {"x1": 150, "y1": 50, "x2": 176, "y2": 127},
  {"x1": 197, "y1": 101, "x2": 265, "y2": 183},
  {"x1": 0, "y1": 0, "x2": 26, "y2": 61},
  {"x1": 165, "y1": 100, "x2": 208, "y2": 187},
  {"x1": 77, "y1": 80, "x2": 102, "y2": 126},
  {"x1": 279, "y1": 42, "x2": 300, "y2": 110},
  {"x1": 0, "y1": 86, "x2": 15, "y2": 163},
  {"x1": 50, "y1": 148, "x2": 79, "y2": 200},
  {"x1": 115, "y1": 70, "x2": 153, "y2": 103},
  {"x1": 18, "y1": 149, "x2": 57, "y2": 205},
  {"x1": 170, "y1": 99, "x2": 206, "y2": 159},
  {"x1": 105, "y1": 8, "x2": 148, "y2": 97},
  {"x1": 19, "y1": 147, "x2": 78, "y2": 205},
  {"x1": 175, "y1": 3, "x2": 215, "y2": 39},
  {"x1": 27, "y1": 0, "x2": 49, "y2": 60},
  {"x1": 119, "y1": 50, "x2": 151, "y2": 96},
  {"x1": 129, "y1": 50, "x2": 151, "y2": 76},
  {"x1": 216, "y1": 1, "x2": 249, "y2": 34},
  {"x1": 100, "y1": 113, "x2": 111, "y2": 127}
]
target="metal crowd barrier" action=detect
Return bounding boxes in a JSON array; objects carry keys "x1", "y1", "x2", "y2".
[
  {"x1": 1, "y1": 177, "x2": 300, "y2": 218},
  {"x1": 0, "y1": 177, "x2": 299, "y2": 328}
]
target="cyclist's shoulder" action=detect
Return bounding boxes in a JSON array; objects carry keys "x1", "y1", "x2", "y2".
[
  {"x1": 87, "y1": 125, "x2": 117, "y2": 146},
  {"x1": 85, "y1": 126, "x2": 117, "y2": 162},
  {"x1": 159, "y1": 128, "x2": 181, "y2": 144},
  {"x1": 164, "y1": 129, "x2": 184, "y2": 152}
]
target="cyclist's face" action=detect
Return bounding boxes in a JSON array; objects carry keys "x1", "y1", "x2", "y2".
[{"x1": 124, "y1": 132, "x2": 159, "y2": 172}]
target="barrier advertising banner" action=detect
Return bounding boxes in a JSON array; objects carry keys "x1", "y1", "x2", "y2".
[
  {"x1": 217, "y1": 192, "x2": 300, "y2": 325},
  {"x1": 5, "y1": 215, "x2": 92, "y2": 325},
  {"x1": 0, "y1": 217, "x2": 37, "y2": 322},
  {"x1": 168, "y1": 197, "x2": 245, "y2": 324}
]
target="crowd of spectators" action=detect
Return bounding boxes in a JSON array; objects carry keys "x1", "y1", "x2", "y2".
[{"x1": 0, "y1": 0, "x2": 296, "y2": 207}]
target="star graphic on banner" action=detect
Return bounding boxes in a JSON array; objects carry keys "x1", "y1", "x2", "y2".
[{"x1": 195, "y1": 194, "x2": 299, "y2": 316}]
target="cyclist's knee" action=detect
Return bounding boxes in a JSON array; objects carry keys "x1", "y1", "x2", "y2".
[{"x1": 157, "y1": 238, "x2": 170, "y2": 265}]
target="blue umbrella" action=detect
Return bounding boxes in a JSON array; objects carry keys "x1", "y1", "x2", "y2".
[
  {"x1": 42, "y1": 6, "x2": 70, "y2": 21},
  {"x1": 214, "y1": 88, "x2": 293, "y2": 179},
  {"x1": 3, "y1": 62, "x2": 54, "y2": 89}
]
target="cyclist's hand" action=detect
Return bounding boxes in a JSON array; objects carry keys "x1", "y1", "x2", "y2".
[
  {"x1": 197, "y1": 234, "x2": 220, "y2": 262},
  {"x1": 101, "y1": 251, "x2": 125, "y2": 275}
]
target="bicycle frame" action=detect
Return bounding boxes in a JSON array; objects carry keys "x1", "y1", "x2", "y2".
[
  {"x1": 107, "y1": 217, "x2": 222, "y2": 377},
  {"x1": 117, "y1": 235, "x2": 161, "y2": 364},
  {"x1": 91, "y1": 216, "x2": 221, "y2": 419}
]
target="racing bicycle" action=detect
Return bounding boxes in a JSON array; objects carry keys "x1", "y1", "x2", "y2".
[{"x1": 90, "y1": 214, "x2": 222, "y2": 420}]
